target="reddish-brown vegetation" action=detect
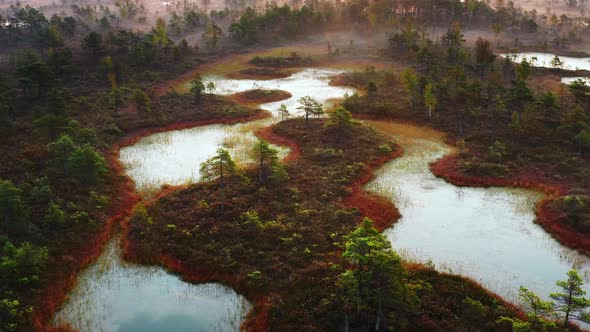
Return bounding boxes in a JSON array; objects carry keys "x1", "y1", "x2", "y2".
[
  {"x1": 334, "y1": 67, "x2": 590, "y2": 256},
  {"x1": 123, "y1": 118, "x2": 399, "y2": 331},
  {"x1": 227, "y1": 89, "x2": 292, "y2": 106},
  {"x1": 33, "y1": 103, "x2": 267, "y2": 331},
  {"x1": 33, "y1": 145, "x2": 140, "y2": 332},
  {"x1": 122, "y1": 117, "x2": 528, "y2": 331},
  {"x1": 255, "y1": 126, "x2": 301, "y2": 163},
  {"x1": 340, "y1": 147, "x2": 403, "y2": 231},
  {"x1": 260, "y1": 118, "x2": 403, "y2": 230}
]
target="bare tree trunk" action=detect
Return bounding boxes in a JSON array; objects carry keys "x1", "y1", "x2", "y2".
[
  {"x1": 375, "y1": 289, "x2": 383, "y2": 331},
  {"x1": 259, "y1": 154, "x2": 263, "y2": 182},
  {"x1": 458, "y1": 110, "x2": 465, "y2": 137},
  {"x1": 564, "y1": 287, "x2": 573, "y2": 327},
  {"x1": 219, "y1": 160, "x2": 224, "y2": 208},
  {"x1": 345, "y1": 313, "x2": 349, "y2": 332},
  {"x1": 492, "y1": 110, "x2": 497, "y2": 141}
]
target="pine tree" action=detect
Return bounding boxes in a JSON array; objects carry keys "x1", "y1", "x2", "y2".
[
  {"x1": 278, "y1": 104, "x2": 290, "y2": 121},
  {"x1": 189, "y1": 75, "x2": 205, "y2": 102},
  {"x1": 550, "y1": 269, "x2": 590, "y2": 326},
  {"x1": 423, "y1": 83, "x2": 437, "y2": 118},
  {"x1": 199, "y1": 148, "x2": 236, "y2": 188},
  {"x1": 400, "y1": 68, "x2": 418, "y2": 111},
  {"x1": 297, "y1": 96, "x2": 323, "y2": 127},
  {"x1": 251, "y1": 139, "x2": 279, "y2": 183}
]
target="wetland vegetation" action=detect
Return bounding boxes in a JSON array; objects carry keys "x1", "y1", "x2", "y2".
[{"x1": 1, "y1": 0, "x2": 590, "y2": 330}]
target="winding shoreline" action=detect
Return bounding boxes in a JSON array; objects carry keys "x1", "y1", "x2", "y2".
[
  {"x1": 36, "y1": 110, "x2": 271, "y2": 331},
  {"x1": 39, "y1": 48, "x2": 588, "y2": 331},
  {"x1": 340, "y1": 107, "x2": 587, "y2": 256},
  {"x1": 430, "y1": 154, "x2": 590, "y2": 256},
  {"x1": 119, "y1": 118, "x2": 406, "y2": 331}
]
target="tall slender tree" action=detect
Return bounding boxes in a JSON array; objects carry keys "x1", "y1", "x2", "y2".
[
  {"x1": 200, "y1": 148, "x2": 236, "y2": 189},
  {"x1": 278, "y1": 104, "x2": 290, "y2": 121},
  {"x1": 401, "y1": 68, "x2": 418, "y2": 112},
  {"x1": 251, "y1": 139, "x2": 279, "y2": 183},
  {"x1": 550, "y1": 269, "x2": 590, "y2": 327},
  {"x1": 475, "y1": 38, "x2": 496, "y2": 79},
  {"x1": 423, "y1": 83, "x2": 437, "y2": 118},
  {"x1": 202, "y1": 23, "x2": 222, "y2": 49},
  {"x1": 340, "y1": 218, "x2": 408, "y2": 331}
]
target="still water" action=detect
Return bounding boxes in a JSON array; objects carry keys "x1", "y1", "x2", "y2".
[
  {"x1": 58, "y1": 66, "x2": 590, "y2": 330},
  {"x1": 119, "y1": 69, "x2": 354, "y2": 193},
  {"x1": 364, "y1": 120, "x2": 590, "y2": 304},
  {"x1": 52, "y1": 238, "x2": 251, "y2": 332},
  {"x1": 499, "y1": 52, "x2": 590, "y2": 86},
  {"x1": 54, "y1": 68, "x2": 353, "y2": 332}
]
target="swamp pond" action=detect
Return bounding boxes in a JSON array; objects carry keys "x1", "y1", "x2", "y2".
[{"x1": 55, "y1": 66, "x2": 590, "y2": 331}]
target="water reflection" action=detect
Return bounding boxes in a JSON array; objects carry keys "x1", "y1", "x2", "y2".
[
  {"x1": 53, "y1": 238, "x2": 251, "y2": 332},
  {"x1": 498, "y1": 52, "x2": 590, "y2": 86},
  {"x1": 561, "y1": 76, "x2": 590, "y2": 85},
  {"x1": 499, "y1": 52, "x2": 590, "y2": 71},
  {"x1": 364, "y1": 121, "x2": 590, "y2": 303},
  {"x1": 91, "y1": 67, "x2": 590, "y2": 330},
  {"x1": 120, "y1": 69, "x2": 354, "y2": 194},
  {"x1": 55, "y1": 68, "x2": 354, "y2": 332},
  {"x1": 117, "y1": 314, "x2": 208, "y2": 332}
]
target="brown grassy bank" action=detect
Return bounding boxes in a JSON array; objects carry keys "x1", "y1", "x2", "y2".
[
  {"x1": 35, "y1": 105, "x2": 268, "y2": 331},
  {"x1": 227, "y1": 67, "x2": 293, "y2": 80},
  {"x1": 33, "y1": 143, "x2": 140, "y2": 332},
  {"x1": 340, "y1": 147, "x2": 403, "y2": 231},
  {"x1": 122, "y1": 116, "x2": 532, "y2": 330},
  {"x1": 122, "y1": 118, "x2": 403, "y2": 330},
  {"x1": 227, "y1": 89, "x2": 292, "y2": 107},
  {"x1": 331, "y1": 67, "x2": 590, "y2": 256}
]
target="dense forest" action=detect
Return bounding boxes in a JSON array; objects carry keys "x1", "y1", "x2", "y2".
[{"x1": 1, "y1": 0, "x2": 590, "y2": 330}]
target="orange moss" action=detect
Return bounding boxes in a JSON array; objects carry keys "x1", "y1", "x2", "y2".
[
  {"x1": 254, "y1": 126, "x2": 301, "y2": 163},
  {"x1": 340, "y1": 148, "x2": 404, "y2": 231},
  {"x1": 259, "y1": 119, "x2": 403, "y2": 231},
  {"x1": 430, "y1": 155, "x2": 590, "y2": 256},
  {"x1": 241, "y1": 298, "x2": 270, "y2": 332}
]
